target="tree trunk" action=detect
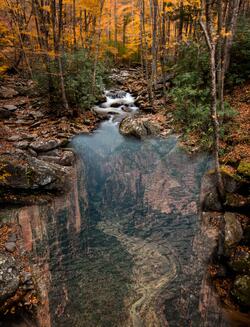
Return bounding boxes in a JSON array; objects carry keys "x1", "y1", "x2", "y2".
[
  {"x1": 58, "y1": 0, "x2": 69, "y2": 112},
  {"x1": 200, "y1": 0, "x2": 224, "y2": 199}
]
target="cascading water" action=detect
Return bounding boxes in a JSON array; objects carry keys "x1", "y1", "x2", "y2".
[
  {"x1": 12, "y1": 90, "x2": 235, "y2": 327},
  {"x1": 92, "y1": 90, "x2": 139, "y2": 124}
]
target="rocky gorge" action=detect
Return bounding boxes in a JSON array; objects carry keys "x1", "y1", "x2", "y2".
[{"x1": 0, "y1": 72, "x2": 249, "y2": 326}]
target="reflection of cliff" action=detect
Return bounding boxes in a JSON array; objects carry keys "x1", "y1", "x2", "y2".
[
  {"x1": 76, "y1": 129, "x2": 230, "y2": 327},
  {"x1": 16, "y1": 160, "x2": 87, "y2": 327}
]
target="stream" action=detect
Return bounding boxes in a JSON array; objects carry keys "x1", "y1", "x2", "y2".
[{"x1": 8, "y1": 90, "x2": 235, "y2": 326}]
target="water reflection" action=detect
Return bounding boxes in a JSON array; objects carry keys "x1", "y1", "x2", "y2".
[{"x1": 20, "y1": 116, "x2": 232, "y2": 326}]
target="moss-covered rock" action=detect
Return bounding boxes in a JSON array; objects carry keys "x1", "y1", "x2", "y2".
[
  {"x1": 232, "y1": 275, "x2": 250, "y2": 307},
  {"x1": 237, "y1": 161, "x2": 250, "y2": 179},
  {"x1": 229, "y1": 246, "x2": 250, "y2": 274}
]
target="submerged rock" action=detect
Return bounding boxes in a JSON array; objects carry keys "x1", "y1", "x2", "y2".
[
  {"x1": 224, "y1": 212, "x2": 243, "y2": 249},
  {"x1": 0, "y1": 253, "x2": 19, "y2": 302},
  {"x1": 232, "y1": 275, "x2": 250, "y2": 307}
]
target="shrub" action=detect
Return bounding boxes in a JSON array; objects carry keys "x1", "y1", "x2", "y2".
[
  {"x1": 170, "y1": 41, "x2": 236, "y2": 149},
  {"x1": 170, "y1": 42, "x2": 211, "y2": 133},
  {"x1": 34, "y1": 49, "x2": 110, "y2": 111},
  {"x1": 64, "y1": 50, "x2": 109, "y2": 109}
]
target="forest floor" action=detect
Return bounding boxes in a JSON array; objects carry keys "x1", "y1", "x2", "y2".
[
  {"x1": 0, "y1": 75, "x2": 98, "y2": 157},
  {"x1": 222, "y1": 81, "x2": 250, "y2": 165}
]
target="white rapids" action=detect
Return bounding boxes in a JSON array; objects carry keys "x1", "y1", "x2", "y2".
[{"x1": 92, "y1": 90, "x2": 139, "y2": 123}]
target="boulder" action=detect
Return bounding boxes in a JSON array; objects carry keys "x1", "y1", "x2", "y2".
[
  {"x1": 229, "y1": 246, "x2": 250, "y2": 274},
  {"x1": 0, "y1": 253, "x2": 20, "y2": 303},
  {"x1": 30, "y1": 138, "x2": 65, "y2": 152},
  {"x1": 232, "y1": 275, "x2": 250, "y2": 307},
  {"x1": 0, "y1": 151, "x2": 68, "y2": 192},
  {"x1": 224, "y1": 212, "x2": 243, "y2": 249},
  {"x1": 119, "y1": 117, "x2": 147, "y2": 139},
  {"x1": 119, "y1": 117, "x2": 161, "y2": 139},
  {"x1": 0, "y1": 86, "x2": 18, "y2": 99}
]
